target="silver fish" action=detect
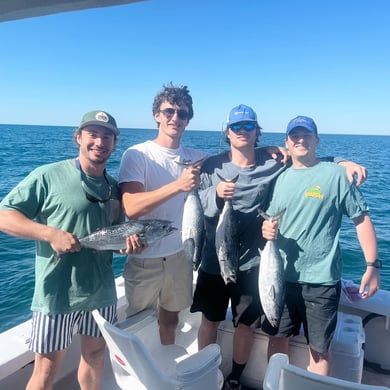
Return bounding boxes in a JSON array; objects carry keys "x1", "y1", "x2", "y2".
[
  {"x1": 258, "y1": 208, "x2": 286, "y2": 328},
  {"x1": 177, "y1": 158, "x2": 205, "y2": 271},
  {"x1": 79, "y1": 219, "x2": 177, "y2": 251},
  {"x1": 182, "y1": 188, "x2": 204, "y2": 270},
  {"x1": 215, "y1": 174, "x2": 239, "y2": 284}
]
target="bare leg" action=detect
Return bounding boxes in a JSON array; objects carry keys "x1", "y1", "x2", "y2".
[
  {"x1": 267, "y1": 335, "x2": 289, "y2": 361},
  {"x1": 78, "y1": 334, "x2": 106, "y2": 390},
  {"x1": 233, "y1": 323, "x2": 254, "y2": 364},
  {"x1": 159, "y1": 307, "x2": 179, "y2": 345},
  {"x1": 26, "y1": 350, "x2": 66, "y2": 390},
  {"x1": 198, "y1": 314, "x2": 220, "y2": 350},
  {"x1": 309, "y1": 347, "x2": 329, "y2": 375}
]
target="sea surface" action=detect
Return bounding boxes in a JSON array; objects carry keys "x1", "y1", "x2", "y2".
[{"x1": 0, "y1": 124, "x2": 389, "y2": 333}]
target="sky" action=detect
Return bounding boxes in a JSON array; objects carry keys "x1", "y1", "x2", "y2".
[{"x1": 0, "y1": 0, "x2": 389, "y2": 135}]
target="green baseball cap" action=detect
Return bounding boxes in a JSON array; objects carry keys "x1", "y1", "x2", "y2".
[{"x1": 79, "y1": 110, "x2": 119, "y2": 135}]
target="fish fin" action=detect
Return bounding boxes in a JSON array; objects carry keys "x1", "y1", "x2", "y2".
[{"x1": 175, "y1": 158, "x2": 205, "y2": 168}]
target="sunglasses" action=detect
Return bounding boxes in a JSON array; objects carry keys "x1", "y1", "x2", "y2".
[
  {"x1": 159, "y1": 108, "x2": 190, "y2": 120},
  {"x1": 230, "y1": 123, "x2": 257, "y2": 133},
  {"x1": 75, "y1": 158, "x2": 112, "y2": 203}
]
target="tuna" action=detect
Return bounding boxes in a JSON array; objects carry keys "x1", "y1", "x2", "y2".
[
  {"x1": 258, "y1": 208, "x2": 286, "y2": 328},
  {"x1": 79, "y1": 219, "x2": 177, "y2": 251},
  {"x1": 215, "y1": 174, "x2": 239, "y2": 285},
  {"x1": 178, "y1": 158, "x2": 205, "y2": 270}
]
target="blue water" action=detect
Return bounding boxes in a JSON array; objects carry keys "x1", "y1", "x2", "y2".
[{"x1": 0, "y1": 125, "x2": 389, "y2": 333}]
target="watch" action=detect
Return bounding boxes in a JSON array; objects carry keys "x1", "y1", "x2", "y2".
[{"x1": 366, "y1": 259, "x2": 382, "y2": 269}]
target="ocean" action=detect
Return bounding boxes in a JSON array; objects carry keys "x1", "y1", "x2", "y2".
[{"x1": 0, "y1": 124, "x2": 389, "y2": 333}]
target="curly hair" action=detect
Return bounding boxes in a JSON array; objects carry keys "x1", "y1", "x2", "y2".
[{"x1": 152, "y1": 82, "x2": 194, "y2": 124}]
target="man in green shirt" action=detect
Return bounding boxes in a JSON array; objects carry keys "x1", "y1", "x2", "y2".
[
  {"x1": 0, "y1": 110, "x2": 139, "y2": 390},
  {"x1": 263, "y1": 115, "x2": 380, "y2": 376}
]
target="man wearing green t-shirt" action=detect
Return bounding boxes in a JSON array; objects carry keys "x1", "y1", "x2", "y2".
[
  {"x1": 262, "y1": 115, "x2": 380, "y2": 376},
  {"x1": 0, "y1": 110, "x2": 139, "y2": 390}
]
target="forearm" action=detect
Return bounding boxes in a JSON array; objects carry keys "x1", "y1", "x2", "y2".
[
  {"x1": 354, "y1": 213, "x2": 378, "y2": 262},
  {"x1": 0, "y1": 209, "x2": 57, "y2": 242},
  {"x1": 122, "y1": 181, "x2": 183, "y2": 219}
]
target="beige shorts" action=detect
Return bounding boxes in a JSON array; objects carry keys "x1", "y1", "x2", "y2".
[{"x1": 123, "y1": 250, "x2": 193, "y2": 316}]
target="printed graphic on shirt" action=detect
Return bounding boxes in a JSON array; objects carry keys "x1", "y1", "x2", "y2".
[{"x1": 305, "y1": 185, "x2": 324, "y2": 199}]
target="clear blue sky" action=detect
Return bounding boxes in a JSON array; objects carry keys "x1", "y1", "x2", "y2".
[{"x1": 1, "y1": 0, "x2": 389, "y2": 135}]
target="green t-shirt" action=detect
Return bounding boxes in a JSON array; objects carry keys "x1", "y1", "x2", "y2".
[
  {"x1": 0, "y1": 159, "x2": 123, "y2": 314},
  {"x1": 267, "y1": 162, "x2": 369, "y2": 285}
]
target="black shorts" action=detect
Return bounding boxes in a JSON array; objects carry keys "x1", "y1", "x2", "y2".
[
  {"x1": 191, "y1": 268, "x2": 277, "y2": 334},
  {"x1": 277, "y1": 282, "x2": 341, "y2": 354}
]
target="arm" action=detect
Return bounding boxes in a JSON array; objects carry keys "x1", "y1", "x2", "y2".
[
  {"x1": 353, "y1": 213, "x2": 380, "y2": 298},
  {"x1": 120, "y1": 165, "x2": 201, "y2": 219},
  {"x1": 260, "y1": 146, "x2": 290, "y2": 164},
  {"x1": 0, "y1": 209, "x2": 80, "y2": 255}
]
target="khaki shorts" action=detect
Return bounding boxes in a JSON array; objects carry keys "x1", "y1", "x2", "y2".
[{"x1": 123, "y1": 250, "x2": 193, "y2": 317}]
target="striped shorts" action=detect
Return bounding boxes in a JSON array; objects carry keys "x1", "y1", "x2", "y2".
[{"x1": 29, "y1": 304, "x2": 117, "y2": 354}]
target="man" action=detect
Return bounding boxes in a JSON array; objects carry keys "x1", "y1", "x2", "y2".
[
  {"x1": 0, "y1": 110, "x2": 137, "y2": 390},
  {"x1": 119, "y1": 83, "x2": 209, "y2": 344},
  {"x1": 262, "y1": 115, "x2": 379, "y2": 376},
  {"x1": 190, "y1": 105, "x2": 369, "y2": 390}
]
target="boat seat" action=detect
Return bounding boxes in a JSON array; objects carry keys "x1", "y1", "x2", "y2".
[
  {"x1": 263, "y1": 353, "x2": 390, "y2": 390},
  {"x1": 92, "y1": 310, "x2": 223, "y2": 390}
]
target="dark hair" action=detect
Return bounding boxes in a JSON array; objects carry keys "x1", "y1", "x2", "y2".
[
  {"x1": 224, "y1": 123, "x2": 262, "y2": 147},
  {"x1": 152, "y1": 82, "x2": 194, "y2": 126}
]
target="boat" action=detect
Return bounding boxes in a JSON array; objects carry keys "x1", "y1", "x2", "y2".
[
  {"x1": 0, "y1": 275, "x2": 389, "y2": 389},
  {"x1": 1, "y1": 2, "x2": 389, "y2": 389}
]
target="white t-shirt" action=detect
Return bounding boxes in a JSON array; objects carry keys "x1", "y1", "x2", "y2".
[{"x1": 119, "y1": 140, "x2": 209, "y2": 258}]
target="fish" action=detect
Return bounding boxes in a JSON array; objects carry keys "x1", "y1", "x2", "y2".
[
  {"x1": 78, "y1": 219, "x2": 177, "y2": 251},
  {"x1": 215, "y1": 174, "x2": 239, "y2": 285},
  {"x1": 177, "y1": 158, "x2": 205, "y2": 270},
  {"x1": 258, "y1": 208, "x2": 286, "y2": 328}
]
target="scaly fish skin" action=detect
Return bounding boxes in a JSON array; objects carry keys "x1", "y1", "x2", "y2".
[
  {"x1": 182, "y1": 189, "x2": 204, "y2": 270},
  {"x1": 178, "y1": 158, "x2": 206, "y2": 271},
  {"x1": 79, "y1": 219, "x2": 176, "y2": 251},
  {"x1": 215, "y1": 174, "x2": 239, "y2": 285},
  {"x1": 258, "y1": 209, "x2": 286, "y2": 328}
]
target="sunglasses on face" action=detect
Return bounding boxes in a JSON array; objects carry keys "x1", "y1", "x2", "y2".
[
  {"x1": 75, "y1": 158, "x2": 112, "y2": 203},
  {"x1": 229, "y1": 123, "x2": 257, "y2": 133},
  {"x1": 159, "y1": 108, "x2": 190, "y2": 120}
]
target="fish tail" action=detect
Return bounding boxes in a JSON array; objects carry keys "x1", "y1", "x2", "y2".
[
  {"x1": 258, "y1": 208, "x2": 286, "y2": 222},
  {"x1": 216, "y1": 173, "x2": 239, "y2": 183}
]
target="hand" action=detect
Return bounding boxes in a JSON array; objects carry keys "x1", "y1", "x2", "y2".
[
  {"x1": 216, "y1": 181, "x2": 235, "y2": 200},
  {"x1": 261, "y1": 146, "x2": 290, "y2": 164},
  {"x1": 50, "y1": 229, "x2": 80, "y2": 255},
  {"x1": 176, "y1": 165, "x2": 201, "y2": 192},
  {"x1": 262, "y1": 219, "x2": 278, "y2": 240},
  {"x1": 338, "y1": 161, "x2": 368, "y2": 186},
  {"x1": 359, "y1": 267, "x2": 380, "y2": 299},
  {"x1": 119, "y1": 234, "x2": 147, "y2": 255}
]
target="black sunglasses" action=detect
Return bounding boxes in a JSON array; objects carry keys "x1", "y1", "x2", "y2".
[
  {"x1": 75, "y1": 158, "x2": 112, "y2": 203},
  {"x1": 159, "y1": 108, "x2": 190, "y2": 120}
]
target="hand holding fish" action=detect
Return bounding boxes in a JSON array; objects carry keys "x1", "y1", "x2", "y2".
[
  {"x1": 216, "y1": 180, "x2": 235, "y2": 199},
  {"x1": 262, "y1": 219, "x2": 279, "y2": 241},
  {"x1": 50, "y1": 228, "x2": 81, "y2": 255},
  {"x1": 176, "y1": 164, "x2": 201, "y2": 192},
  {"x1": 118, "y1": 234, "x2": 148, "y2": 255}
]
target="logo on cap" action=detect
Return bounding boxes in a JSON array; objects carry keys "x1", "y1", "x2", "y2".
[{"x1": 95, "y1": 111, "x2": 109, "y2": 123}]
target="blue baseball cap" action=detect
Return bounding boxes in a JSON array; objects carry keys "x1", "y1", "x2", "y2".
[
  {"x1": 286, "y1": 115, "x2": 317, "y2": 136},
  {"x1": 227, "y1": 104, "x2": 258, "y2": 126}
]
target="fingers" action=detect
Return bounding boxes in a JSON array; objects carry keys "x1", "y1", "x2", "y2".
[
  {"x1": 121, "y1": 234, "x2": 147, "y2": 255},
  {"x1": 354, "y1": 167, "x2": 368, "y2": 187}
]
